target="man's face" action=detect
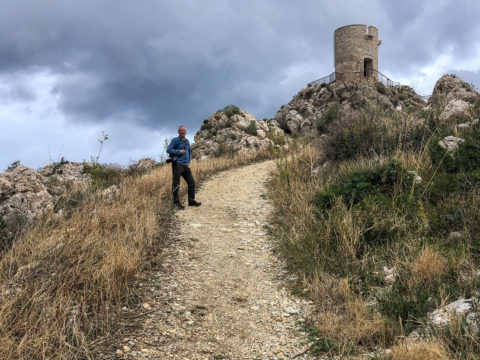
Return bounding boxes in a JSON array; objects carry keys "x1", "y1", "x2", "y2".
[{"x1": 178, "y1": 126, "x2": 187, "y2": 139}]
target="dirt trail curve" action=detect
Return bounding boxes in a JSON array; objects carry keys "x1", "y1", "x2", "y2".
[{"x1": 121, "y1": 160, "x2": 313, "y2": 359}]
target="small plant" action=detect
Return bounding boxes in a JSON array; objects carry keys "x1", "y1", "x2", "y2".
[
  {"x1": 6, "y1": 160, "x2": 20, "y2": 172},
  {"x1": 215, "y1": 143, "x2": 236, "y2": 157},
  {"x1": 223, "y1": 104, "x2": 241, "y2": 118},
  {"x1": 200, "y1": 122, "x2": 212, "y2": 131},
  {"x1": 92, "y1": 131, "x2": 109, "y2": 165},
  {"x1": 316, "y1": 103, "x2": 340, "y2": 133},
  {"x1": 246, "y1": 121, "x2": 258, "y2": 136},
  {"x1": 303, "y1": 88, "x2": 314, "y2": 100},
  {"x1": 266, "y1": 128, "x2": 285, "y2": 146},
  {"x1": 82, "y1": 163, "x2": 124, "y2": 190},
  {"x1": 375, "y1": 82, "x2": 387, "y2": 95}
]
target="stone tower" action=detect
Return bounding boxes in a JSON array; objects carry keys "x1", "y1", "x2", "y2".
[{"x1": 334, "y1": 24, "x2": 381, "y2": 82}]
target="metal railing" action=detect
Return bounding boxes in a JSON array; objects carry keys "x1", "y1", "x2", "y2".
[
  {"x1": 307, "y1": 70, "x2": 400, "y2": 88},
  {"x1": 307, "y1": 72, "x2": 335, "y2": 87},
  {"x1": 377, "y1": 71, "x2": 400, "y2": 87}
]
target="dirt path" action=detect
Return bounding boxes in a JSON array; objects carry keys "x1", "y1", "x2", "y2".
[{"x1": 119, "y1": 160, "x2": 313, "y2": 359}]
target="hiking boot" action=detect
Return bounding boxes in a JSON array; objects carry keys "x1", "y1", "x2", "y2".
[
  {"x1": 188, "y1": 200, "x2": 202, "y2": 207},
  {"x1": 174, "y1": 202, "x2": 185, "y2": 210}
]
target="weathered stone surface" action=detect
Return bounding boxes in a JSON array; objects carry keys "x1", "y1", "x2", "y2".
[
  {"x1": 383, "y1": 266, "x2": 396, "y2": 284},
  {"x1": 431, "y1": 74, "x2": 480, "y2": 109},
  {"x1": 134, "y1": 158, "x2": 158, "y2": 171},
  {"x1": 439, "y1": 99, "x2": 472, "y2": 122},
  {"x1": 192, "y1": 109, "x2": 284, "y2": 159},
  {"x1": 428, "y1": 297, "x2": 475, "y2": 327},
  {"x1": 438, "y1": 136, "x2": 465, "y2": 152},
  {"x1": 274, "y1": 80, "x2": 424, "y2": 135},
  {"x1": 0, "y1": 162, "x2": 90, "y2": 245},
  {"x1": 334, "y1": 25, "x2": 380, "y2": 82}
]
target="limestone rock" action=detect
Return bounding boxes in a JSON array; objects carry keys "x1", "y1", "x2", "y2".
[
  {"x1": 135, "y1": 158, "x2": 158, "y2": 171},
  {"x1": 383, "y1": 266, "x2": 396, "y2": 284},
  {"x1": 274, "y1": 80, "x2": 424, "y2": 135},
  {"x1": 428, "y1": 297, "x2": 475, "y2": 327},
  {"x1": 438, "y1": 136, "x2": 465, "y2": 152},
  {"x1": 0, "y1": 161, "x2": 89, "y2": 247},
  {"x1": 192, "y1": 109, "x2": 284, "y2": 159},
  {"x1": 439, "y1": 99, "x2": 472, "y2": 122},
  {"x1": 431, "y1": 74, "x2": 480, "y2": 110}
]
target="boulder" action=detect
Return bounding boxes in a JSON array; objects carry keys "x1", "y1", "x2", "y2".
[
  {"x1": 0, "y1": 165, "x2": 54, "y2": 243},
  {"x1": 428, "y1": 297, "x2": 475, "y2": 327},
  {"x1": 438, "y1": 136, "x2": 465, "y2": 152},
  {"x1": 439, "y1": 99, "x2": 472, "y2": 122},
  {"x1": 135, "y1": 158, "x2": 158, "y2": 171},
  {"x1": 0, "y1": 161, "x2": 90, "y2": 247},
  {"x1": 431, "y1": 74, "x2": 480, "y2": 110},
  {"x1": 192, "y1": 109, "x2": 284, "y2": 159}
]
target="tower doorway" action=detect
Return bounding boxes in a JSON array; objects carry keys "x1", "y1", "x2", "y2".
[{"x1": 364, "y1": 58, "x2": 373, "y2": 78}]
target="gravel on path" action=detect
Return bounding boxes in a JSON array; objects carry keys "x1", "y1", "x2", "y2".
[{"x1": 116, "y1": 160, "x2": 313, "y2": 359}]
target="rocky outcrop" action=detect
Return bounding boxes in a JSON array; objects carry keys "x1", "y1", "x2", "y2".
[
  {"x1": 0, "y1": 161, "x2": 89, "y2": 248},
  {"x1": 192, "y1": 109, "x2": 284, "y2": 159},
  {"x1": 439, "y1": 99, "x2": 473, "y2": 122},
  {"x1": 430, "y1": 74, "x2": 480, "y2": 110},
  {"x1": 274, "y1": 80, "x2": 425, "y2": 135}
]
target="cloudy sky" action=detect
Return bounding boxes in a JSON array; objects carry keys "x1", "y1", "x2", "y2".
[{"x1": 1, "y1": 0, "x2": 479, "y2": 170}]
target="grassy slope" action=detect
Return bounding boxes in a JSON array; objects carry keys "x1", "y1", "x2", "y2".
[
  {"x1": 268, "y1": 99, "x2": 480, "y2": 359},
  {"x1": 0, "y1": 151, "x2": 271, "y2": 359}
]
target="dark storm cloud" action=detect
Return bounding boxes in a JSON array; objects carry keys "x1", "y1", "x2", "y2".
[
  {"x1": 0, "y1": 0, "x2": 479, "y2": 133},
  {"x1": 0, "y1": 0, "x2": 336, "y2": 129},
  {"x1": 378, "y1": 0, "x2": 480, "y2": 74}
]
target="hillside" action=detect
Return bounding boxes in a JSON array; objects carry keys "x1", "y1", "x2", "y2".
[
  {"x1": 0, "y1": 73, "x2": 479, "y2": 359},
  {"x1": 267, "y1": 74, "x2": 480, "y2": 358}
]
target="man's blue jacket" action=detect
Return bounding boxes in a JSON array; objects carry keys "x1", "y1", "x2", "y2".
[{"x1": 167, "y1": 137, "x2": 191, "y2": 165}]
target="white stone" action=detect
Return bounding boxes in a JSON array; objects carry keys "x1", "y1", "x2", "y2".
[
  {"x1": 383, "y1": 266, "x2": 396, "y2": 284},
  {"x1": 438, "y1": 136, "x2": 465, "y2": 152},
  {"x1": 428, "y1": 297, "x2": 474, "y2": 326},
  {"x1": 439, "y1": 99, "x2": 472, "y2": 121}
]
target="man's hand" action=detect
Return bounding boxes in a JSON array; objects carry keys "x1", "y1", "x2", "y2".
[{"x1": 180, "y1": 150, "x2": 186, "y2": 154}]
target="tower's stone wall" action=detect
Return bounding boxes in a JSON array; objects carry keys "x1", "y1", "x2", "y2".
[{"x1": 334, "y1": 24, "x2": 381, "y2": 82}]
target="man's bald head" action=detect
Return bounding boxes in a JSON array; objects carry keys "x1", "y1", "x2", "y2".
[{"x1": 178, "y1": 125, "x2": 187, "y2": 139}]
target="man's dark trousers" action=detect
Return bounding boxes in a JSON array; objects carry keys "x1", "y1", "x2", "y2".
[{"x1": 172, "y1": 162, "x2": 195, "y2": 204}]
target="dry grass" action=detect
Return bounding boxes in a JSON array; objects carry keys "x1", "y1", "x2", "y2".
[
  {"x1": 309, "y1": 273, "x2": 388, "y2": 353},
  {"x1": 410, "y1": 246, "x2": 448, "y2": 289},
  {"x1": 392, "y1": 340, "x2": 449, "y2": 360},
  {"x1": 0, "y1": 150, "x2": 271, "y2": 359}
]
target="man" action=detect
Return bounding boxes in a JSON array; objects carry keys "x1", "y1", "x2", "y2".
[{"x1": 166, "y1": 125, "x2": 201, "y2": 210}]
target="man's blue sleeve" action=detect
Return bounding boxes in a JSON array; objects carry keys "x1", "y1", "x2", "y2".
[{"x1": 167, "y1": 138, "x2": 179, "y2": 156}]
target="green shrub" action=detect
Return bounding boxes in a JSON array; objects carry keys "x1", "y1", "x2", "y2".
[
  {"x1": 316, "y1": 103, "x2": 340, "y2": 133},
  {"x1": 314, "y1": 161, "x2": 423, "y2": 258},
  {"x1": 315, "y1": 160, "x2": 415, "y2": 210},
  {"x1": 266, "y1": 128, "x2": 285, "y2": 146},
  {"x1": 246, "y1": 121, "x2": 257, "y2": 136},
  {"x1": 223, "y1": 104, "x2": 241, "y2": 118},
  {"x1": 82, "y1": 163, "x2": 124, "y2": 190},
  {"x1": 375, "y1": 82, "x2": 387, "y2": 95},
  {"x1": 303, "y1": 88, "x2": 314, "y2": 100},
  {"x1": 377, "y1": 283, "x2": 434, "y2": 331},
  {"x1": 429, "y1": 136, "x2": 480, "y2": 174},
  {"x1": 324, "y1": 109, "x2": 399, "y2": 161},
  {"x1": 215, "y1": 143, "x2": 236, "y2": 157},
  {"x1": 200, "y1": 122, "x2": 212, "y2": 131}
]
